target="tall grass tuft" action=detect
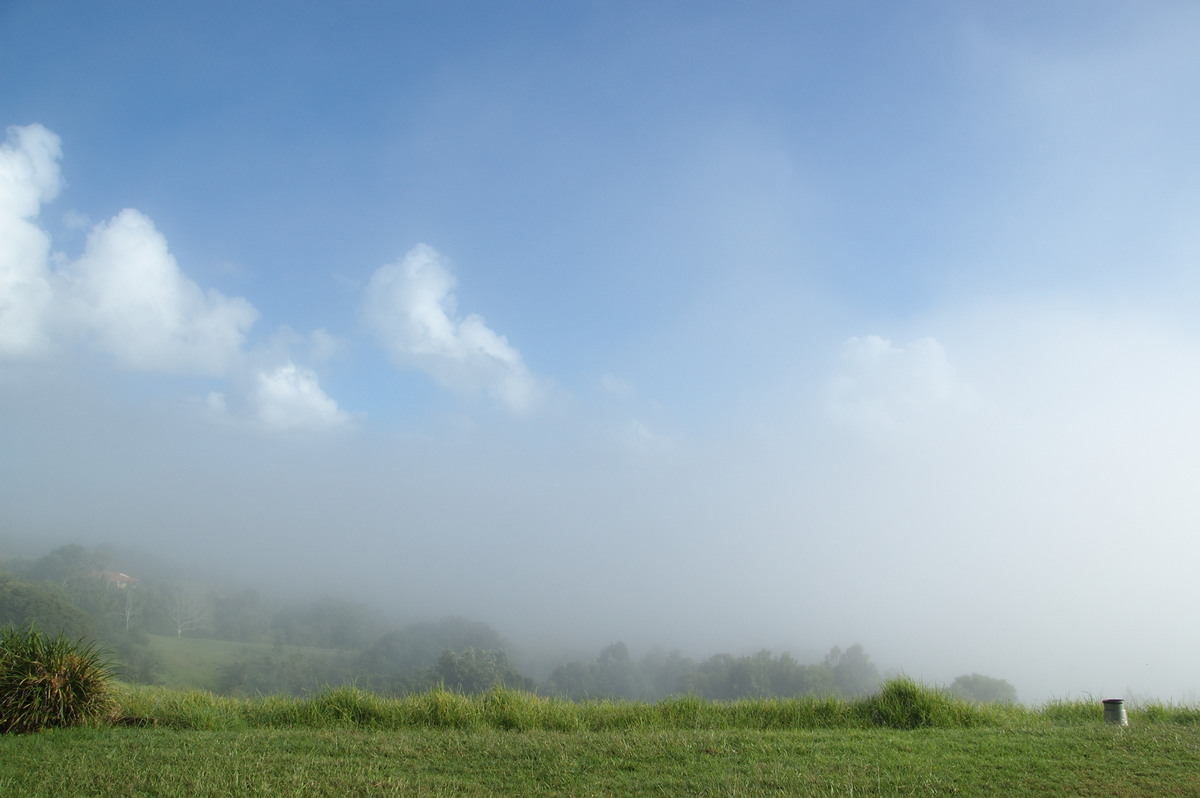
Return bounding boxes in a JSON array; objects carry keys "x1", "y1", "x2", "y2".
[
  {"x1": 117, "y1": 686, "x2": 246, "y2": 730},
  {"x1": 309, "y1": 685, "x2": 390, "y2": 727},
  {"x1": 1131, "y1": 703, "x2": 1200, "y2": 725},
  {"x1": 729, "y1": 695, "x2": 862, "y2": 729},
  {"x1": 0, "y1": 626, "x2": 116, "y2": 734},
  {"x1": 407, "y1": 687, "x2": 484, "y2": 729},
  {"x1": 482, "y1": 686, "x2": 582, "y2": 731},
  {"x1": 655, "y1": 694, "x2": 707, "y2": 727},
  {"x1": 108, "y1": 680, "x2": 1198, "y2": 733},
  {"x1": 858, "y1": 677, "x2": 987, "y2": 730}
]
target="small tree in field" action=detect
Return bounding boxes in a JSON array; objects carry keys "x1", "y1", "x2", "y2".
[
  {"x1": 169, "y1": 595, "x2": 210, "y2": 638},
  {"x1": 120, "y1": 587, "x2": 141, "y2": 632}
]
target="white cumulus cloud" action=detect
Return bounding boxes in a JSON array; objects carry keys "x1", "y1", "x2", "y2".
[
  {"x1": 0, "y1": 124, "x2": 61, "y2": 357},
  {"x1": 1, "y1": 123, "x2": 353, "y2": 435},
  {"x1": 362, "y1": 243, "x2": 543, "y2": 412},
  {"x1": 61, "y1": 208, "x2": 258, "y2": 375},
  {"x1": 2, "y1": 124, "x2": 259, "y2": 376},
  {"x1": 252, "y1": 361, "x2": 349, "y2": 432}
]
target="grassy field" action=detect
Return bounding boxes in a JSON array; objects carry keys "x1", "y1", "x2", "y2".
[
  {"x1": 141, "y1": 634, "x2": 338, "y2": 690},
  {"x1": 2, "y1": 682, "x2": 1199, "y2": 796},
  {"x1": 4, "y1": 723, "x2": 1198, "y2": 796}
]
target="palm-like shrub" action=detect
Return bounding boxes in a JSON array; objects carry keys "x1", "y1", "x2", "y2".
[{"x1": 0, "y1": 626, "x2": 116, "y2": 734}]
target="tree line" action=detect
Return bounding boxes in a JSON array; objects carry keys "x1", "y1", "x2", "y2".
[{"x1": 0, "y1": 543, "x2": 1016, "y2": 703}]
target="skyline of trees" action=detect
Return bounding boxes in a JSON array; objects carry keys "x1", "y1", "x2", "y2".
[{"x1": 0, "y1": 542, "x2": 1014, "y2": 704}]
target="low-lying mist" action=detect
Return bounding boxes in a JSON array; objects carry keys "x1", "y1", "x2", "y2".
[{"x1": 6, "y1": 315, "x2": 1200, "y2": 707}]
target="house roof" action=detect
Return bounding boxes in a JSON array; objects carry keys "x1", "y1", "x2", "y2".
[{"x1": 98, "y1": 570, "x2": 139, "y2": 586}]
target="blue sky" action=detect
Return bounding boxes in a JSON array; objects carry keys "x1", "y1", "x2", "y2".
[{"x1": 4, "y1": 1, "x2": 1200, "y2": 701}]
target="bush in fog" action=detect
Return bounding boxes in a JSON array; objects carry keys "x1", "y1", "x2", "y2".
[
  {"x1": 0, "y1": 575, "x2": 93, "y2": 639},
  {"x1": 0, "y1": 626, "x2": 116, "y2": 733},
  {"x1": 433, "y1": 648, "x2": 532, "y2": 693},
  {"x1": 949, "y1": 673, "x2": 1018, "y2": 704}
]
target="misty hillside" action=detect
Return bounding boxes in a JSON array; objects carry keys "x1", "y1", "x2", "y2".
[{"x1": 0, "y1": 541, "x2": 1016, "y2": 704}]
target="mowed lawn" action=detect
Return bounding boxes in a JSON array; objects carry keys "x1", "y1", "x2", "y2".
[{"x1": 3, "y1": 723, "x2": 1200, "y2": 797}]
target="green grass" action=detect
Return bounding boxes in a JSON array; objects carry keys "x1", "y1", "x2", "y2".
[
  {"x1": 140, "y1": 634, "x2": 339, "y2": 690},
  {"x1": 105, "y1": 680, "x2": 1200, "y2": 733},
  {"x1": 4, "y1": 680, "x2": 1200, "y2": 795},
  {"x1": 3, "y1": 724, "x2": 1199, "y2": 796}
]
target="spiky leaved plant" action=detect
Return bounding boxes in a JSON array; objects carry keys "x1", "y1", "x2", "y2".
[{"x1": 0, "y1": 625, "x2": 116, "y2": 734}]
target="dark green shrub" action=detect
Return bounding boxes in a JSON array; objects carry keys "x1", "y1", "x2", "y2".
[
  {"x1": 0, "y1": 575, "x2": 92, "y2": 638},
  {"x1": 0, "y1": 626, "x2": 116, "y2": 733}
]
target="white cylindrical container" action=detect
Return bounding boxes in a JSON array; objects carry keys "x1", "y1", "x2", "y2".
[{"x1": 1102, "y1": 698, "x2": 1128, "y2": 726}]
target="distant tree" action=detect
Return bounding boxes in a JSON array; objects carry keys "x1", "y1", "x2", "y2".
[
  {"x1": 432, "y1": 648, "x2": 531, "y2": 693},
  {"x1": 594, "y1": 642, "x2": 639, "y2": 698},
  {"x1": 358, "y1": 617, "x2": 509, "y2": 695},
  {"x1": 21, "y1": 545, "x2": 128, "y2": 638},
  {"x1": 545, "y1": 659, "x2": 597, "y2": 699},
  {"x1": 639, "y1": 648, "x2": 695, "y2": 700},
  {"x1": 724, "y1": 651, "x2": 772, "y2": 698},
  {"x1": 270, "y1": 596, "x2": 372, "y2": 649},
  {"x1": 27, "y1": 544, "x2": 96, "y2": 585},
  {"x1": 765, "y1": 651, "x2": 837, "y2": 697},
  {"x1": 949, "y1": 673, "x2": 1018, "y2": 704},
  {"x1": 424, "y1": 617, "x2": 507, "y2": 655},
  {"x1": 825, "y1": 644, "x2": 879, "y2": 697},
  {"x1": 682, "y1": 653, "x2": 746, "y2": 699},
  {"x1": 169, "y1": 594, "x2": 210, "y2": 638},
  {"x1": 798, "y1": 661, "x2": 838, "y2": 696},
  {"x1": 358, "y1": 629, "x2": 419, "y2": 679},
  {"x1": 682, "y1": 650, "x2": 821, "y2": 700},
  {"x1": 131, "y1": 579, "x2": 177, "y2": 636},
  {"x1": 62, "y1": 572, "x2": 125, "y2": 638},
  {"x1": 0, "y1": 574, "x2": 91, "y2": 637},
  {"x1": 545, "y1": 643, "x2": 685, "y2": 700},
  {"x1": 119, "y1": 585, "x2": 141, "y2": 632}
]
